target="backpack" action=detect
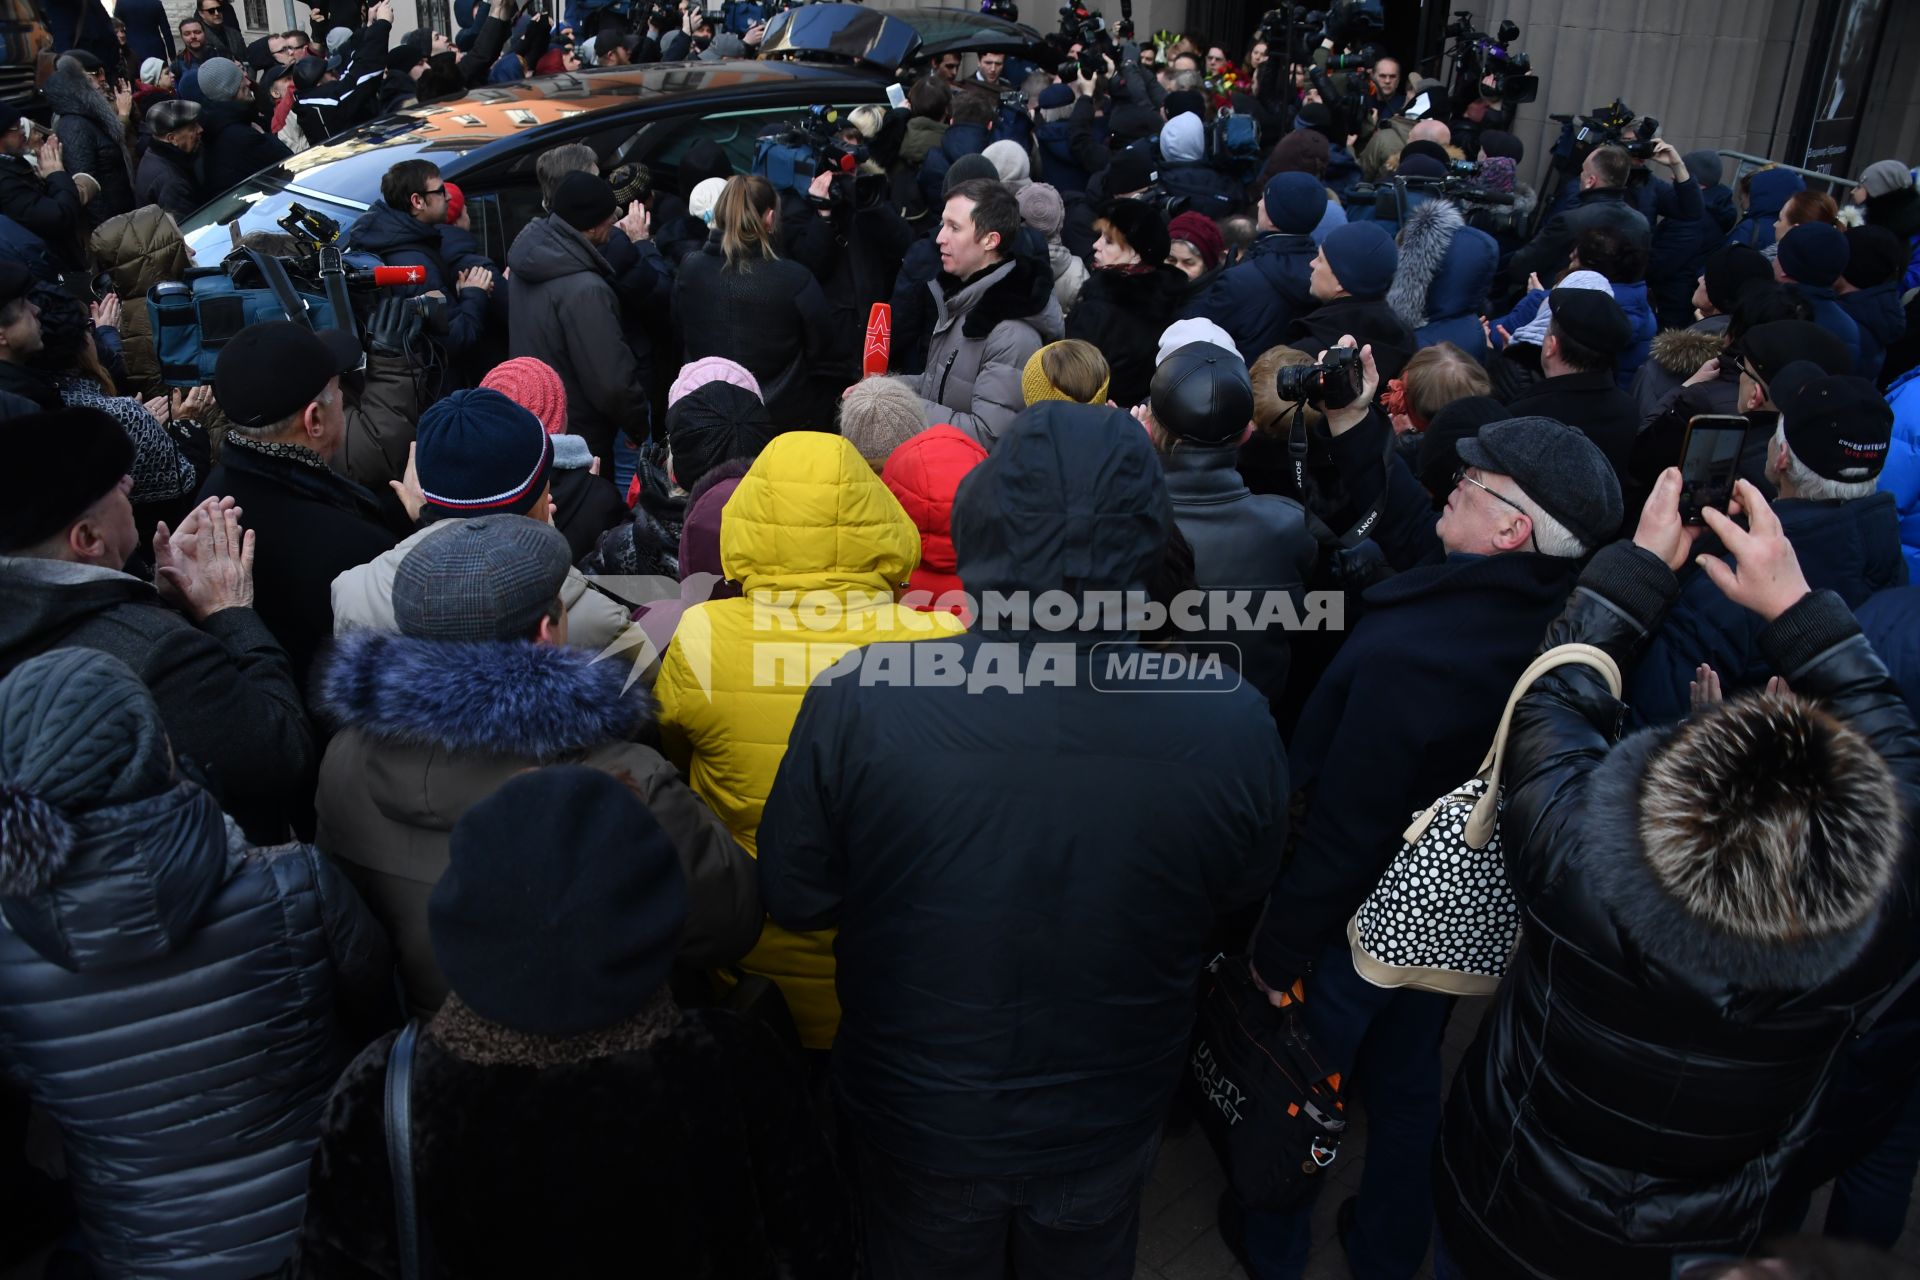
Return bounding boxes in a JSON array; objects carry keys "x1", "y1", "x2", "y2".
[
  {"x1": 1209, "y1": 110, "x2": 1262, "y2": 187},
  {"x1": 1347, "y1": 644, "x2": 1622, "y2": 995}
]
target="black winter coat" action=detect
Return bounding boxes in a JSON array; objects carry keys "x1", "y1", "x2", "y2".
[
  {"x1": 1629, "y1": 493, "x2": 1908, "y2": 723},
  {"x1": 347, "y1": 199, "x2": 489, "y2": 356},
  {"x1": 758, "y1": 402, "x2": 1288, "y2": 1177},
  {"x1": 1066, "y1": 263, "x2": 1189, "y2": 409},
  {"x1": 133, "y1": 137, "x2": 201, "y2": 221},
  {"x1": 43, "y1": 68, "x2": 134, "y2": 223},
  {"x1": 0, "y1": 154, "x2": 86, "y2": 271},
  {"x1": 1161, "y1": 443, "x2": 1318, "y2": 708},
  {"x1": 0, "y1": 557, "x2": 312, "y2": 843},
  {"x1": 784, "y1": 187, "x2": 915, "y2": 392},
  {"x1": 1503, "y1": 187, "x2": 1650, "y2": 304},
  {"x1": 1436, "y1": 547, "x2": 1920, "y2": 1280},
  {"x1": 1251, "y1": 431, "x2": 1581, "y2": 982},
  {"x1": 196, "y1": 440, "x2": 409, "y2": 686},
  {"x1": 1190, "y1": 230, "x2": 1317, "y2": 365},
  {"x1": 0, "y1": 781, "x2": 391, "y2": 1279},
  {"x1": 199, "y1": 99, "x2": 292, "y2": 197},
  {"x1": 507, "y1": 214, "x2": 642, "y2": 466},
  {"x1": 1649, "y1": 180, "x2": 1736, "y2": 331},
  {"x1": 916, "y1": 120, "x2": 991, "y2": 217},
  {"x1": 1503, "y1": 368, "x2": 1641, "y2": 498},
  {"x1": 295, "y1": 998, "x2": 852, "y2": 1277},
  {"x1": 887, "y1": 232, "x2": 941, "y2": 376},
  {"x1": 1287, "y1": 294, "x2": 1417, "y2": 384},
  {"x1": 674, "y1": 242, "x2": 831, "y2": 431}
]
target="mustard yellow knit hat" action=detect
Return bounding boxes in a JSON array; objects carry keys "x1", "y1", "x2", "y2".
[{"x1": 1021, "y1": 342, "x2": 1110, "y2": 407}]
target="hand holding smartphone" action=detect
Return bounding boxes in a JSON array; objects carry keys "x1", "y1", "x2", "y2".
[{"x1": 1677, "y1": 415, "x2": 1750, "y2": 526}]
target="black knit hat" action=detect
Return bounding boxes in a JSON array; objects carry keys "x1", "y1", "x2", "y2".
[
  {"x1": 551, "y1": 170, "x2": 616, "y2": 232},
  {"x1": 0, "y1": 408, "x2": 134, "y2": 552},
  {"x1": 667, "y1": 382, "x2": 774, "y2": 492},
  {"x1": 430, "y1": 765, "x2": 689, "y2": 1037},
  {"x1": 1701, "y1": 244, "x2": 1772, "y2": 314},
  {"x1": 1843, "y1": 225, "x2": 1907, "y2": 289},
  {"x1": 1150, "y1": 341, "x2": 1253, "y2": 444},
  {"x1": 1101, "y1": 197, "x2": 1171, "y2": 268}
]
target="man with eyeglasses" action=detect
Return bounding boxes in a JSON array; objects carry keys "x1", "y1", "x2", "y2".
[
  {"x1": 342, "y1": 158, "x2": 495, "y2": 483},
  {"x1": 1229, "y1": 335, "x2": 1622, "y2": 1278},
  {"x1": 194, "y1": 0, "x2": 249, "y2": 63}
]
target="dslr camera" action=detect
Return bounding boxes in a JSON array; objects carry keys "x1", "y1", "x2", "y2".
[{"x1": 1276, "y1": 345, "x2": 1363, "y2": 409}]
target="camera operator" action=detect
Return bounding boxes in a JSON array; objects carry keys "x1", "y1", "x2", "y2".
[
  {"x1": 1370, "y1": 54, "x2": 1407, "y2": 119},
  {"x1": 346, "y1": 158, "x2": 493, "y2": 365},
  {"x1": 1502, "y1": 143, "x2": 1650, "y2": 306},
  {"x1": 1063, "y1": 41, "x2": 1169, "y2": 192}
]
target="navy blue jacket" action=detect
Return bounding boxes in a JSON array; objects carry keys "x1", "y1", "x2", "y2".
[
  {"x1": 757, "y1": 403, "x2": 1287, "y2": 1178},
  {"x1": 1793, "y1": 281, "x2": 1864, "y2": 372},
  {"x1": 1858, "y1": 585, "x2": 1920, "y2": 715},
  {"x1": 1156, "y1": 159, "x2": 1244, "y2": 220},
  {"x1": 1650, "y1": 179, "x2": 1733, "y2": 331},
  {"x1": 1723, "y1": 168, "x2": 1804, "y2": 252},
  {"x1": 1841, "y1": 281, "x2": 1908, "y2": 386},
  {"x1": 1629, "y1": 493, "x2": 1909, "y2": 723},
  {"x1": 1188, "y1": 230, "x2": 1317, "y2": 365},
  {"x1": 1034, "y1": 117, "x2": 1092, "y2": 194},
  {"x1": 917, "y1": 122, "x2": 991, "y2": 218},
  {"x1": 347, "y1": 200, "x2": 490, "y2": 356},
  {"x1": 199, "y1": 98, "x2": 292, "y2": 199},
  {"x1": 1252, "y1": 423, "x2": 1581, "y2": 982}
]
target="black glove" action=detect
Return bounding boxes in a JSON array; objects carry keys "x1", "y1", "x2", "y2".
[{"x1": 365, "y1": 294, "x2": 421, "y2": 359}]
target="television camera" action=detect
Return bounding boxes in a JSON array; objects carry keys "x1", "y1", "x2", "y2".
[{"x1": 1442, "y1": 10, "x2": 1535, "y2": 105}]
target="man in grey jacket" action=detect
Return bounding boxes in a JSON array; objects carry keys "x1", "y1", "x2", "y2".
[
  {"x1": 506, "y1": 171, "x2": 644, "y2": 471},
  {"x1": 917, "y1": 178, "x2": 1064, "y2": 448}
]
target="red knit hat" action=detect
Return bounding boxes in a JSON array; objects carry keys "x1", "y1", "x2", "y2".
[
  {"x1": 1168, "y1": 212, "x2": 1225, "y2": 271},
  {"x1": 480, "y1": 357, "x2": 567, "y2": 434},
  {"x1": 442, "y1": 180, "x2": 465, "y2": 226}
]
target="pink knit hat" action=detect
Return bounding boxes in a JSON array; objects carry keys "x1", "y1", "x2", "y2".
[
  {"x1": 480, "y1": 357, "x2": 568, "y2": 435},
  {"x1": 668, "y1": 356, "x2": 762, "y2": 408}
]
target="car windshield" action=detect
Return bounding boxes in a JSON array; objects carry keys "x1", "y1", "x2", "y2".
[{"x1": 179, "y1": 130, "x2": 496, "y2": 257}]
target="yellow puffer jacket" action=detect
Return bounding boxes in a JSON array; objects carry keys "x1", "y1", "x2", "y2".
[{"x1": 656, "y1": 432, "x2": 964, "y2": 1049}]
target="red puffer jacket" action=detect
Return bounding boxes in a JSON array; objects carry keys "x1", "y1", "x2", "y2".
[{"x1": 881, "y1": 425, "x2": 988, "y2": 617}]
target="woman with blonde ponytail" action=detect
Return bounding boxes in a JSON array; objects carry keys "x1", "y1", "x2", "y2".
[{"x1": 673, "y1": 174, "x2": 833, "y2": 429}]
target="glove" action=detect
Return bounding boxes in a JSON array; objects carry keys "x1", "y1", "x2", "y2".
[{"x1": 365, "y1": 295, "x2": 422, "y2": 359}]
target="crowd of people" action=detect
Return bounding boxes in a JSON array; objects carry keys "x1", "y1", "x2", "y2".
[{"x1": 1, "y1": 5, "x2": 1919, "y2": 1280}]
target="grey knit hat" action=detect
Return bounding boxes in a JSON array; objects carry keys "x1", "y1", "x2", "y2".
[
  {"x1": 1683, "y1": 149, "x2": 1722, "y2": 188},
  {"x1": 1860, "y1": 159, "x2": 1915, "y2": 198},
  {"x1": 197, "y1": 57, "x2": 245, "y2": 102},
  {"x1": 392, "y1": 516, "x2": 574, "y2": 642}
]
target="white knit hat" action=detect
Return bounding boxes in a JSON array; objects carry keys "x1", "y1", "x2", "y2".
[{"x1": 689, "y1": 175, "x2": 726, "y2": 225}]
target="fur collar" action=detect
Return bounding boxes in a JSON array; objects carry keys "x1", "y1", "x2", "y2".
[
  {"x1": 316, "y1": 630, "x2": 655, "y2": 759},
  {"x1": 1387, "y1": 198, "x2": 1463, "y2": 329},
  {"x1": 1577, "y1": 729, "x2": 1887, "y2": 994},
  {"x1": 44, "y1": 67, "x2": 131, "y2": 180},
  {"x1": 1649, "y1": 327, "x2": 1726, "y2": 377},
  {"x1": 942, "y1": 237, "x2": 1062, "y2": 340},
  {"x1": 428, "y1": 989, "x2": 680, "y2": 1067}
]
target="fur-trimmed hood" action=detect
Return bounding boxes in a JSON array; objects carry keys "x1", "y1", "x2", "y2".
[
  {"x1": 316, "y1": 630, "x2": 654, "y2": 760},
  {"x1": 1388, "y1": 199, "x2": 1496, "y2": 329},
  {"x1": 1649, "y1": 326, "x2": 1726, "y2": 378},
  {"x1": 1577, "y1": 725, "x2": 1897, "y2": 999},
  {"x1": 43, "y1": 59, "x2": 132, "y2": 181}
]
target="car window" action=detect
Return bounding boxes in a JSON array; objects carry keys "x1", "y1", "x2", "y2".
[
  {"x1": 613, "y1": 101, "x2": 880, "y2": 184},
  {"x1": 180, "y1": 181, "x2": 366, "y2": 262}
]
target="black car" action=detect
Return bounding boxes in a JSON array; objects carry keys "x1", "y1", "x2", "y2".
[{"x1": 179, "y1": 5, "x2": 1047, "y2": 264}]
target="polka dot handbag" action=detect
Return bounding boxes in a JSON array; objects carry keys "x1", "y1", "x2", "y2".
[{"x1": 1349, "y1": 643, "x2": 1621, "y2": 997}]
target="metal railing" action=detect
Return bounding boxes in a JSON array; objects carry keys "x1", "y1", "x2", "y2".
[{"x1": 1717, "y1": 150, "x2": 1863, "y2": 192}]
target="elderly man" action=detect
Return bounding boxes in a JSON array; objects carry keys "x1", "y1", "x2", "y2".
[
  {"x1": 197, "y1": 320, "x2": 411, "y2": 683},
  {"x1": 1237, "y1": 338, "x2": 1624, "y2": 1280},
  {"x1": 134, "y1": 99, "x2": 203, "y2": 219},
  {"x1": 0, "y1": 406, "x2": 314, "y2": 841}
]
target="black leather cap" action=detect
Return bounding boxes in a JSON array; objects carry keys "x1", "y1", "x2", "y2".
[{"x1": 1150, "y1": 341, "x2": 1254, "y2": 445}]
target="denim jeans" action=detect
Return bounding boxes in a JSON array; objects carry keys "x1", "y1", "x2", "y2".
[
  {"x1": 848, "y1": 1129, "x2": 1161, "y2": 1280},
  {"x1": 1241, "y1": 941, "x2": 1454, "y2": 1280}
]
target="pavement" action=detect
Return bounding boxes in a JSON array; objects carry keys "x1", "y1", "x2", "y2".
[{"x1": 1133, "y1": 996, "x2": 1920, "y2": 1280}]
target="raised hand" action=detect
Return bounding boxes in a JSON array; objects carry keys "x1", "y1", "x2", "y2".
[{"x1": 1697, "y1": 480, "x2": 1812, "y2": 622}]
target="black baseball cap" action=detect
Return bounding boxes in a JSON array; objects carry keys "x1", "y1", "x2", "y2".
[
  {"x1": 213, "y1": 320, "x2": 364, "y2": 428},
  {"x1": 1770, "y1": 361, "x2": 1892, "y2": 484}
]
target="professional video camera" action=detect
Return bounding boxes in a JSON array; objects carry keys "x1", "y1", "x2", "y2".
[
  {"x1": 1257, "y1": 0, "x2": 1382, "y2": 68},
  {"x1": 1545, "y1": 99, "x2": 1661, "y2": 172},
  {"x1": 1346, "y1": 173, "x2": 1520, "y2": 233},
  {"x1": 1055, "y1": 0, "x2": 1130, "y2": 80},
  {"x1": 755, "y1": 104, "x2": 883, "y2": 207},
  {"x1": 148, "y1": 204, "x2": 443, "y2": 388},
  {"x1": 978, "y1": 0, "x2": 1018, "y2": 20},
  {"x1": 1442, "y1": 10, "x2": 1535, "y2": 105}
]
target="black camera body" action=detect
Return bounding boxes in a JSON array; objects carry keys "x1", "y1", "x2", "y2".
[
  {"x1": 1549, "y1": 99, "x2": 1661, "y2": 173},
  {"x1": 1444, "y1": 9, "x2": 1536, "y2": 106},
  {"x1": 1276, "y1": 344, "x2": 1363, "y2": 409}
]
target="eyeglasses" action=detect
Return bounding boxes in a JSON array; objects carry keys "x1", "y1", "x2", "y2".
[
  {"x1": 423, "y1": 185, "x2": 447, "y2": 198},
  {"x1": 1453, "y1": 466, "x2": 1540, "y2": 552}
]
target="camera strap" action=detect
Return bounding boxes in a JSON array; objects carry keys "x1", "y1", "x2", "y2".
[
  {"x1": 1285, "y1": 403, "x2": 1394, "y2": 551},
  {"x1": 244, "y1": 248, "x2": 320, "y2": 333}
]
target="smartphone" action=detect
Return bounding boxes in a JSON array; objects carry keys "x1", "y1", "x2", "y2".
[
  {"x1": 21, "y1": 117, "x2": 48, "y2": 147},
  {"x1": 885, "y1": 81, "x2": 908, "y2": 110},
  {"x1": 1678, "y1": 414, "x2": 1748, "y2": 525}
]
